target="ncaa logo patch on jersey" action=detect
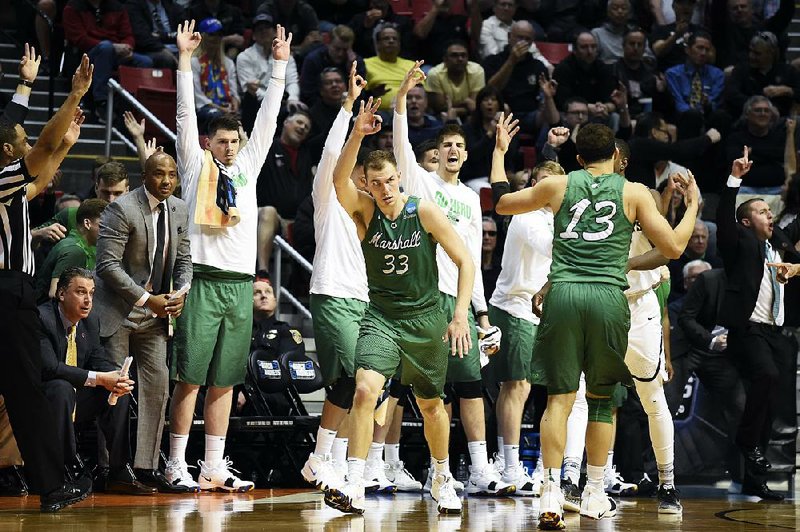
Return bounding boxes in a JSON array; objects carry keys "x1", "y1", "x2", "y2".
[
  {"x1": 291, "y1": 329, "x2": 303, "y2": 344},
  {"x1": 405, "y1": 201, "x2": 418, "y2": 217}
]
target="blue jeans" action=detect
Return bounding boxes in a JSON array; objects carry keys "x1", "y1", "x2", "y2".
[{"x1": 88, "y1": 40, "x2": 153, "y2": 102}]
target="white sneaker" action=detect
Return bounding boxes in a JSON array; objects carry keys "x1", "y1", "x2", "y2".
[
  {"x1": 465, "y1": 462, "x2": 516, "y2": 496},
  {"x1": 197, "y1": 458, "x2": 255, "y2": 492},
  {"x1": 431, "y1": 473, "x2": 462, "y2": 514},
  {"x1": 580, "y1": 484, "x2": 617, "y2": 519},
  {"x1": 603, "y1": 466, "x2": 638, "y2": 497},
  {"x1": 324, "y1": 477, "x2": 365, "y2": 515},
  {"x1": 301, "y1": 453, "x2": 342, "y2": 491},
  {"x1": 164, "y1": 459, "x2": 200, "y2": 492},
  {"x1": 491, "y1": 452, "x2": 505, "y2": 475},
  {"x1": 331, "y1": 457, "x2": 347, "y2": 481},
  {"x1": 363, "y1": 459, "x2": 397, "y2": 494},
  {"x1": 385, "y1": 460, "x2": 422, "y2": 492},
  {"x1": 538, "y1": 481, "x2": 566, "y2": 530},
  {"x1": 501, "y1": 463, "x2": 538, "y2": 496},
  {"x1": 424, "y1": 471, "x2": 464, "y2": 493}
]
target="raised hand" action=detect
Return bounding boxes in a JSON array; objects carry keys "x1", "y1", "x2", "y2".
[
  {"x1": 538, "y1": 74, "x2": 557, "y2": 99},
  {"x1": 398, "y1": 60, "x2": 426, "y2": 96},
  {"x1": 19, "y1": 43, "x2": 41, "y2": 83},
  {"x1": 143, "y1": 137, "x2": 162, "y2": 162},
  {"x1": 123, "y1": 111, "x2": 145, "y2": 139},
  {"x1": 495, "y1": 112, "x2": 520, "y2": 153},
  {"x1": 347, "y1": 60, "x2": 366, "y2": 102},
  {"x1": 272, "y1": 24, "x2": 293, "y2": 62},
  {"x1": 353, "y1": 97, "x2": 383, "y2": 137},
  {"x1": 176, "y1": 20, "x2": 202, "y2": 54},
  {"x1": 547, "y1": 126, "x2": 570, "y2": 147},
  {"x1": 610, "y1": 81, "x2": 628, "y2": 109},
  {"x1": 680, "y1": 170, "x2": 700, "y2": 209},
  {"x1": 731, "y1": 145, "x2": 752, "y2": 178},
  {"x1": 71, "y1": 54, "x2": 93, "y2": 96},
  {"x1": 767, "y1": 262, "x2": 800, "y2": 283},
  {"x1": 63, "y1": 109, "x2": 84, "y2": 146}
]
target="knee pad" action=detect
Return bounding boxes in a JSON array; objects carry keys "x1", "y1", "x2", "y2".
[
  {"x1": 453, "y1": 380, "x2": 483, "y2": 400},
  {"x1": 389, "y1": 380, "x2": 411, "y2": 407},
  {"x1": 327, "y1": 376, "x2": 355, "y2": 410},
  {"x1": 586, "y1": 396, "x2": 613, "y2": 424}
]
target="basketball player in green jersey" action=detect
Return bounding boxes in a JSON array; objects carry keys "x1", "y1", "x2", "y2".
[
  {"x1": 490, "y1": 116, "x2": 700, "y2": 529},
  {"x1": 324, "y1": 97, "x2": 475, "y2": 515}
]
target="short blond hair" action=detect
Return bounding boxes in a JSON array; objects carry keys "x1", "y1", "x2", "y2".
[{"x1": 364, "y1": 150, "x2": 397, "y2": 178}]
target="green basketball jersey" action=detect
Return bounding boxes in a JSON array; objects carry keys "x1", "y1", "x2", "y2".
[
  {"x1": 361, "y1": 196, "x2": 440, "y2": 317},
  {"x1": 549, "y1": 170, "x2": 634, "y2": 288}
]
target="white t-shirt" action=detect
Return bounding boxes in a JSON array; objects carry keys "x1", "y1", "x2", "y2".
[
  {"x1": 393, "y1": 110, "x2": 487, "y2": 313},
  {"x1": 489, "y1": 209, "x2": 553, "y2": 324},
  {"x1": 176, "y1": 61, "x2": 286, "y2": 274},
  {"x1": 309, "y1": 108, "x2": 369, "y2": 302}
]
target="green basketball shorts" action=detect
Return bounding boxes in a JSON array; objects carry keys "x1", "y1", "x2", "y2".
[
  {"x1": 310, "y1": 294, "x2": 367, "y2": 386},
  {"x1": 439, "y1": 292, "x2": 481, "y2": 384},
  {"x1": 487, "y1": 305, "x2": 537, "y2": 383}
]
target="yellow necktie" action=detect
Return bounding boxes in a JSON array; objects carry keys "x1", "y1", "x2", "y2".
[
  {"x1": 689, "y1": 70, "x2": 705, "y2": 109},
  {"x1": 66, "y1": 326, "x2": 77, "y2": 421}
]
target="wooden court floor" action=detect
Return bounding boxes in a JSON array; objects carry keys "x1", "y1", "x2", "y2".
[{"x1": 0, "y1": 487, "x2": 796, "y2": 531}]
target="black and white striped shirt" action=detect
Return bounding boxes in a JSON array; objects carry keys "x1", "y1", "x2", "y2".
[{"x1": 0, "y1": 158, "x2": 35, "y2": 275}]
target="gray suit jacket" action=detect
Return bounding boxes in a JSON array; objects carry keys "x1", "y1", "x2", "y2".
[{"x1": 94, "y1": 186, "x2": 192, "y2": 338}]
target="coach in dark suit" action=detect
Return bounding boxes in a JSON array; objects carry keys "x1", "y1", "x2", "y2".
[
  {"x1": 39, "y1": 267, "x2": 152, "y2": 495},
  {"x1": 94, "y1": 152, "x2": 192, "y2": 493},
  {"x1": 716, "y1": 148, "x2": 799, "y2": 500}
]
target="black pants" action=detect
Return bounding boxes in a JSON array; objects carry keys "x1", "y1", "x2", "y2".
[
  {"x1": 0, "y1": 271, "x2": 63, "y2": 494},
  {"x1": 729, "y1": 323, "x2": 796, "y2": 449},
  {"x1": 43, "y1": 380, "x2": 131, "y2": 478}
]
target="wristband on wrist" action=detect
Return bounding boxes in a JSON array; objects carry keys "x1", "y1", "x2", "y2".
[
  {"x1": 19, "y1": 79, "x2": 34, "y2": 87},
  {"x1": 476, "y1": 310, "x2": 489, "y2": 318}
]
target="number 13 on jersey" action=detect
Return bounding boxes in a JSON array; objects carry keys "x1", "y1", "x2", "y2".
[{"x1": 559, "y1": 199, "x2": 617, "y2": 242}]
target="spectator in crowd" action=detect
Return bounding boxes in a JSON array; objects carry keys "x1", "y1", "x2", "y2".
[
  {"x1": 725, "y1": 96, "x2": 795, "y2": 196},
  {"x1": 32, "y1": 0, "x2": 61, "y2": 73},
  {"x1": 668, "y1": 257, "x2": 712, "y2": 317},
  {"x1": 94, "y1": 151, "x2": 193, "y2": 493},
  {"x1": 414, "y1": 138, "x2": 439, "y2": 172},
  {"x1": 537, "y1": 0, "x2": 604, "y2": 42},
  {"x1": 425, "y1": 41, "x2": 485, "y2": 121},
  {"x1": 187, "y1": 0, "x2": 245, "y2": 56},
  {"x1": 364, "y1": 22, "x2": 415, "y2": 111},
  {"x1": 777, "y1": 173, "x2": 800, "y2": 228},
  {"x1": 38, "y1": 268, "x2": 146, "y2": 494},
  {"x1": 192, "y1": 18, "x2": 240, "y2": 134},
  {"x1": 257, "y1": 0, "x2": 322, "y2": 57},
  {"x1": 56, "y1": 195, "x2": 82, "y2": 212},
  {"x1": 35, "y1": 198, "x2": 108, "y2": 304},
  {"x1": 314, "y1": 0, "x2": 368, "y2": 29},
  {"x1": 348, "y1": 0, "x2": 414, "y2": 59},
  {"x1": 668, "y1": 219, "x2": 723, "y2": 300},
  {"x1": 773, "y1": 177, "x2": 800, "y2": 326},
  {"x1": 650, "y1": 0, "x2": 704, "y2": 72},
  {"x1": 665, "y1": 31, "x2": 724, "y2": 117},
  {"x1": 613, "y1": 28, "x2": 666, "y2": 117},
  {"x1": 725, "y1": 31, "x2": 800, "y2": 118},
  {"x1": 237, "y1": 14, "x2": 301, "y2": 135},
  {"x1": 591, "y1": 0, "x2": 655, "y2": 64},
  {"x1": 715, "y1": 149, "x2": 797, "y2": 500},
  {"x1": 63, "y1": 0, "x2": 155, "y2": 122},
  {"x1": 540, "y1": 104, "x2": 588, "y2": 174},
  {"x1": 256, "y1": 110, "x2": 314, "y2": 272},
  {"x1": 309, "y1": 68, "x2": 346, "y2": 142},
  {"x1": 404, "y1": 85, "x2": 443, "y2": 146},
  {"x1": 300, "y1": 25, "x2": 366, "y2": 106},
  {"x1": 412, "y1": 0, "x2": 475, "y2": 66},
  {"x1": 460, "y1": 86, "x2": 519, "y2": 187},
  {"x1": 482, "y1": 216, "x2": 502, "y2": 299},
  {"x1": 710, "y1": 0, "x2": 794, "y2": 72},
  {"x1": 125, "y1": 0, "x2": 183, "y2": 68},
  {"x1": 478, "y1": 0, "x2": 553, "y2": 68},
  {"x1": 484, "y1": 21, "x2": 558, "y2": 133},
  {"x1": 552, "y1": 32, "x2": 618, "y2": 122}
]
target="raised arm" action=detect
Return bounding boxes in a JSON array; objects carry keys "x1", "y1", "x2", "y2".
[
  {"x1": 3, "y1": 43, "x2": 39, "y2": 125},
  {"x1": 717, "y1": 147, "x2": 752, "y2": 259},
  {"x1": 393, "y1": 60, "x2": 428, "y2": 192},
  {"x1": 634, "y1": 175, "x2": 699, "y2": 259},
  {"x1": 175, "y1": 20, "x2": 204, "y2": 184},
  {"x1": 26, "y1": 109, "x2": 84, "y2": 200}
]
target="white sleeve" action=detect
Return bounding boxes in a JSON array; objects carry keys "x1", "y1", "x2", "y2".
[
  {"x1": 285, "y1": 57, "x2": 300, "y2": 101},
  {"x1": 529, "y1": 44, "x2": 553, "y2": 70},
  {"x1": 190, "y1": 57, "x2": 213, "y2": 108},
  {"x1": 527, "y1": 213, "x2": 554, "y2": 258},
  {"x1": 227, "y1": 58, "x2": 240, "y2": 100},
  {"x1": 479, "y1": 23, "x2": 497, "y2": 59},
  {"x1": 393, "y1": 109, "x2": 427, "y2": 194},
  {"x1": 176, "y1": 70, "x2": 205, "y2": 190},
  {"x1": 469, "y1": 197, "x2": 487, "y2": 313},
  {"x1": 238, "y1": 60, "x2": 288, "y2": 176},
  {"x1": 312, "y1": 107, "x2": 353, "y2": 204}
]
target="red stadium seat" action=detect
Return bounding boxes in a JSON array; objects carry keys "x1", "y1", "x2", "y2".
[
  {"x1": 136, "y1": 87, "x2": 177, "y2": 144},
  {"x1": 391, "y1": 0, "x2": 412, "y2": 15},
  {"x1": 480, "y1": 187, "x2": 493, "y2": 214},
  {"x1": 118, "y1": 66, "x2": 174, "y2": 99},
  {"x1": 535, "y1": 42, "x2": 571, "y2": 65}
]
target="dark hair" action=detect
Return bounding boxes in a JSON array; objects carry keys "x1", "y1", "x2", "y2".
[
  {"x1": 435, "y1": 123, "x2": 466, "y2": 148},
  {"x1": 208, "y1": 113, "x2": 241, "y2": 137},
  {"x1": 319, "y1": 67, "x2": 345, "y2": 84},
  {"x1": 92, "y1": 155, "x2": 113, "y2": 175},
  {"x1": 77, "y1": 198, "x2": 109, "y2": 225},
  {"x1": 356, "y1": 147, "x2": 373, "y2": 167},
  {"x1": 363, "y1": 150, "x2": 397, "y2": 177},
  {"x1": 575, "y1": 123, "x2": 616, "y2": 164},
  {"x1": 736, "y1": 197, "x2": 765, "y2": 224},
  {"x1": 57, "y1": 266, "x2": 94, "y2": 294},
  {"x1": 687, "y1": 30, "x2": 713, "y2": 47},
  {"x1": 443, "y1": 39, "x2": 469, "y2": 57},
  {"x1": 96, "y1": 161, "x2": 128, "y2": 185},
  {"x1": 286, "y1": 109, "x2": 313, "y2": 123},
  {"x1": 574, "y1": 31, "x2": 595, "y2": 48},
  {"x1": 562, "y1": 96, "x2": 589, "y2": 112},
  {"x1": 414, "y1": 139, "x2": 438, "y2": 162},
  {"x1": 0, "y1": 117, "x2": 19, "y2": 148},
  {"x1": 633, "y1": 111, "x2": 664, "y2": 138},
  {"x1": 615, "y1": 138, "x2": 631, "y2": 162},
  {"x1": 470, "y1": 86, "x2": 505, "y2": 127},
  {"x1": 623, "y1": 27, "x2": 645, "y2": 43}
]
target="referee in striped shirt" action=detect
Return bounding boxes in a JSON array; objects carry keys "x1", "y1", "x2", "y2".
[{"x1": 0, "y1": 52, "x2": 96, "y2": 512}]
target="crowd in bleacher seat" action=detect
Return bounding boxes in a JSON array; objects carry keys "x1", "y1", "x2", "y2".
[{"x1": 2, "y1": 0, "x2": 800, "y2": 504}]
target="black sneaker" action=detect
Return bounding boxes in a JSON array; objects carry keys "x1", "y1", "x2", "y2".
[
  {"x1": 637, "y1": 473, "x2": 657, "y2": 497},
  {"x1": 560, "y1": 478, "x2": 581, "y2": 513},
  {"x1": 40, "y1": 476, "x2": 92, "y2": 512},
  {"x1": 657, "y1": 484, "x2": 682, "y2": 514},
  {"x1": 0, "y1": 466, "x2": 28, "y2": 496}
]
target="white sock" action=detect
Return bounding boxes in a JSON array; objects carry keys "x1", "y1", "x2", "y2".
[
  {"x1": 385, "y1": 443, "x2": 401, "y2": 464},
  {"x1": 367, "y1": 442, "x2": 384, "y2": 463},
  {"x1": 503, "y1": 444, "x2": 519, "y2": 471},
  {"x1": 204, "y1": 434, "x2": 225, "y2": 466},
  {"x1": 562, "y1": 458, "x2": 581, "y2": 485},
  {"x1": 313, "y1": 427, "x2": 337, "y2": 457},
  {"x1": 658, "y1": 462, "x2": 675, "y2": 488},
  {"x1": 468, "y1": 440, "x2": 488, "y2": 470},
  {"x1": 331, "y1": 437, "x2": 348, "y2": 464},
  {"x1": 496, "y1": 436, "x2": 505, "y2": 461},
  {"x1": 605, "y1": 451, "x2": 614, "y2": 471},
  {"x1": 347, "y1": 457, "x2": 365, "y2": 482},
  {"x1": 169, "y1": 433, "x2": 189, "y2": 463},
  {"x1": 433, "y1": 457, "x2": 450, "y2": 475},
  {"x1": 545, "y1": 468, "x2": 561, "y2": 488},
  {"x1": 587, "y1": 464, "x2": 605, "y2": 491},
  {"x1": 535, "y1": 454, "x2": 543, "y2": 472}
]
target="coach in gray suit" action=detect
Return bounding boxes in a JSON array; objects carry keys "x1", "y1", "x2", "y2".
[{"x1": 94, "y1": 151, "x2": 193, "y2": 493}]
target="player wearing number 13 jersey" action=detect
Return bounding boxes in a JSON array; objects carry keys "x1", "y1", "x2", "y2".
[{"x1": 489, "y1": 121, "x2": 700, "y2": 529}]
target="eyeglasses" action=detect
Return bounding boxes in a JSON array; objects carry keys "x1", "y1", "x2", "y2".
[{"x1": 483, "y1": 230, "x2": 497, "y2": 237}]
